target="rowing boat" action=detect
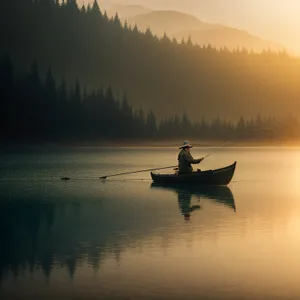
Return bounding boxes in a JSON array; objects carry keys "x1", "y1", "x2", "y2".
[{"x1": 150, "y1": 161, "x2": 236, "y2": 185}]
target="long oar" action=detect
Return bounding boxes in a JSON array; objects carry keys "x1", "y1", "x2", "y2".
[
  {"x1": 61, "y1": 165, "x2": 177, "y2": 181},
  {"x1": 100, "y1": 136, "x2": 239, "y2": 180},
  {"x1": 99, "y1": 165, "x2": 178, "y2": 180}
]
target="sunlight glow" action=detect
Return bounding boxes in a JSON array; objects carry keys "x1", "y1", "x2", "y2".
[{"x1": 78, "y1": 0, "x2": 300, "y2": 54}]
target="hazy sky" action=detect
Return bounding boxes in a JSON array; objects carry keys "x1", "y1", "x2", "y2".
[{"x1": 78, "y1": 0, "x2": 300, "y2": 53}]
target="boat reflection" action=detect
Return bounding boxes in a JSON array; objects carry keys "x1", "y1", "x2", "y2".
[{"x1": 150, "y1": 183, "x2": 236, "y2": 220}]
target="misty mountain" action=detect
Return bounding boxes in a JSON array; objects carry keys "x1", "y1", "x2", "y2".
[
  {"x1": 174, "y1": 27, "x2": 281, "y2": 52},
  {"x1": 107, "y1": 4, "x2": 152, "y2": 19},
  {"x1": 129, "y1": 10, "x2": 215, "y2": 35},
  {"x1": 2, "y1": 0, "x2": 300, "y2": 124},
  {"x1": 124, "y1": 10, "x2": 284, "y2": 52}
]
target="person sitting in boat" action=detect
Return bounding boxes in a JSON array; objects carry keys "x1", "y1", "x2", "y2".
[{"x1": 178, "y1": 140, "x2": 204, "y2": 174}]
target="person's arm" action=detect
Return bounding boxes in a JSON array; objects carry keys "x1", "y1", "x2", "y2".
[
  {"x1": 184, "y1": 152, "x2": 204, "y2": 164},
  {"x1": 192, "y1": 157, "x2": 204, "y2": 164}
]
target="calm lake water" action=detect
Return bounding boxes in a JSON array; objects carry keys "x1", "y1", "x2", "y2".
[{"x1": 1, "y1": 146, "x2": 300, "y2": 300}]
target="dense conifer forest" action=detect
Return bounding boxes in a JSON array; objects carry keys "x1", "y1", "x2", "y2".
[{"x1": 1, "y1": 0, "x2": 300, "y2": 143}]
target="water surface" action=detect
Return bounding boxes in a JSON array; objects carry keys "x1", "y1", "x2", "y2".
[{"x1": 1, "y1": 147, "x2": 300, "y2": 300}]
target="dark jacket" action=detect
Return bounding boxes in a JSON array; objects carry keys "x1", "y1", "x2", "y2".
[{"x1": 178, "y1": 149, "x2": 201, "y2": 174}]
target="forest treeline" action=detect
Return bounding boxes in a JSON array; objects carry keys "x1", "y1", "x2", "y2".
[
  {"x1": 1, "y1": 54, "x2": 299, "y2": 144},
  {"x1": 2, "y1": 0, "x2": 300, "y2": 121}
]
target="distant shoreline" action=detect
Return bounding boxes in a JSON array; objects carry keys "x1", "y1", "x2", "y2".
[{"x1": 2, "y1": 139, "x2": 300, "y2": 148}]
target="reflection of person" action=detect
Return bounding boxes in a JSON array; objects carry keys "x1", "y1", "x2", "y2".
[
  {"x1": 177, "y1": 190, "x2": 201, "y2": 221},
  {"x1": 178, "y1": 140, "x2": 204, "y2": 174}
]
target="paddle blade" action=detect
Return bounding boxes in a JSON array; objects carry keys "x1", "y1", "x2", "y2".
[{"x1": 61, "y1": 177, "x2": 70, "y2": 181}]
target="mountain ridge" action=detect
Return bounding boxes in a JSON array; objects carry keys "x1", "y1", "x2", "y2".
[
  {"x1": 2, "y1": 1, "x2": 299, "y2": 123},
  {"x1": 108, "y1": 5, "x2": 285, "y2": 52}
]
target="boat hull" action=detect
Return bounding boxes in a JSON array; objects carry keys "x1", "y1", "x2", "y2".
[{"x1": 150, "y1": 161, "x2": 237, "y2": 186}]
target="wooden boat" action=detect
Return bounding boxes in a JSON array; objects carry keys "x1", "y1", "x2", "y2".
[
  {"x1": 150, "y1": 161, "x2": 237, "y2": 185},
  {"x1": 150, "y1": 183, "x2": 236, "y2": 211}
]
